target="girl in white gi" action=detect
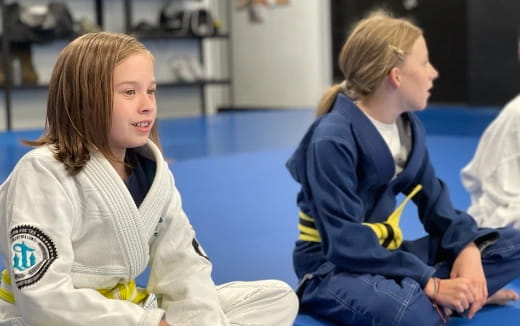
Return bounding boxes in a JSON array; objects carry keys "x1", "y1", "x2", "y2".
[
  {"x1": 287, "y1": 10, "x2": 520, "y2": 326},
  {"x1": 461, "y1": 95, "x2": 520, "y2": 229},
  {"x1": 0, "y1": 32, "x2": 298, "y2": 326},
  {"x1": 461, "y1": 37, "x2": 520, "y2": 229}
]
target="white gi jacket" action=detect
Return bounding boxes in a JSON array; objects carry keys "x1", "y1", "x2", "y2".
[
  {"x1": 461, "y1": 95, "x2": 520, "y2": 228},
  {"x1": 0, "y1": 141, "x2": 229, "y2": 325}
]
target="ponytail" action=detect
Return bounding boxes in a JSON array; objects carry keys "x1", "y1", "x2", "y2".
[{"x1": 316, "y1": 83, "x2": 343, "y2": 117}]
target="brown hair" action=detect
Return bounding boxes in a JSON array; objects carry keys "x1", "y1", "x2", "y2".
[
  {"x1": 316, "y1": 10, "x2": 422, "y2": 117},
  {"x1": 24, "y1": 32, "x2": 160, "y2": 175}
]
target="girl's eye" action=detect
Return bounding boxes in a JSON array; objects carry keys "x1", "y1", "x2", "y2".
[
  {"x1": 147, "y1": 89, "x2": 156, "y2": 95},
  {"x1": 124, "y1": 89, "x2": 136, "y2": 95}
]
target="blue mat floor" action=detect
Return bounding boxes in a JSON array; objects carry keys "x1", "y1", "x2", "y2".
[{"x1": 1, "y1": 105, "x2": 519, "y2": 325}]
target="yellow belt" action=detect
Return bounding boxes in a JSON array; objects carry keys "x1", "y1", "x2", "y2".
[
  {"x1": 0, "y1": 269, "x2": 148, "y2": 304},
  {"x1": 0, "y1": 270, "x2": 14, "y2": 303},
  {"x1": 298, "y1": 184, "x2": 423, "y2": 250}
]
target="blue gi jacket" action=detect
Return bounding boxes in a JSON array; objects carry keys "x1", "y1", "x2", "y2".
[{"x1": 287, "y1": 94, "x2": 497, "y2": 287}]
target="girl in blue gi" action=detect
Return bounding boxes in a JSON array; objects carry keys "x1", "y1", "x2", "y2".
[
  {"x1": 0, "y1": 32, "x2": 298, "y2": 326},
  {"x1": 287, "y1": 10, "x2": 520, "y2": 326}
]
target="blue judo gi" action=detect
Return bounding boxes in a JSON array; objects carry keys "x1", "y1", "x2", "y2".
[{"x1": 286, "y1": 94, "x2": 520, "y2": 326}]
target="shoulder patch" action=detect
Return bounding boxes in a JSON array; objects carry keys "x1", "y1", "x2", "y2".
[{"x1": 10, "y1": 225, "x2": 58, "y2": 289}]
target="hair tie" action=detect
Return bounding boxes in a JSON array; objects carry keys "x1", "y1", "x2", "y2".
[{"x1": 340, "y1": 80, "x2": 348, "y2": 92}]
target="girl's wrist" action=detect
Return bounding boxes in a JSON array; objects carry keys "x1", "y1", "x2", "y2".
[
  {"x1": 424, "y1": 277, "x2": 441, "y2": 300},
  {"x1": 425, "y1": 277, "x2": 435, "y2": 297},
  {"x1": 433, "y1": 277, "x2": 440, "y2": 300}
]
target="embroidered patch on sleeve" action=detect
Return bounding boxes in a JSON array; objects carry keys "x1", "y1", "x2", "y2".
[{"x1": 10, "y1": 225, "x2": 58, "y2": 289}]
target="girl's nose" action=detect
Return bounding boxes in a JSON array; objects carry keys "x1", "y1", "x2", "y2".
[
  {"x1": 140, "y1": 94, "x2": 156, "y2": 113},
  {"x1": 430, "y1": 64, "x2": 439, "y2": 80}
]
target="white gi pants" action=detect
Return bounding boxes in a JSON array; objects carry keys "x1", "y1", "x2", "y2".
[
  {"x1": 0, "y1": 280, "x2": 298, "y2": 326},
  {"x1": 217, "y1": 280, "x2": 299, "y2": 326}
]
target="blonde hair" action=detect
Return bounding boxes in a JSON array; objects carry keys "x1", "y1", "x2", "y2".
[
  {"x1": 317, "y1": 10, "x2": 422, "y2": 117},
  {"x1": 25, "y1": 32, "x2": 160, "y2": 175}
]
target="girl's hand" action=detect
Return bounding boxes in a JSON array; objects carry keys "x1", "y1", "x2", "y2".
[
  {"x1": 450, "y1": 242, "x2": 487, "y2": 318},
  {"x1": 425, "y1": 277, "x2": 475, "y2": 314},
  {"x1": 159, "y1": 320, "x2": 171, "y2": 326}
]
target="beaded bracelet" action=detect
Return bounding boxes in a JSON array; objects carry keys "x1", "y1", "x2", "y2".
[
  {"x1": 436, "y1": 278, "x2": 442, "y2": 299},
  {"x1": 432, "y1": 278, "x2": 447, "y2": 323},
  {"x1": 434, "y1": 277, "x2": 440, "y2": 298}
]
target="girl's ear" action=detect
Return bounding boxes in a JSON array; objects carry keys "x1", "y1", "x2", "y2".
[{"x1": 388, "y1": 67, "x2": 400, "y2": 88}]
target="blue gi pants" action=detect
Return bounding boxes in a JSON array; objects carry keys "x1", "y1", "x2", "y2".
[{"x1": 297, "y1": 227, "x2": 520, "y2": 326}]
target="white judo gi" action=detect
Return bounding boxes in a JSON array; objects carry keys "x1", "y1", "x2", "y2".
[
  {"x1": 461, "y1": 94, "x2": 520, "y2": 228},
  {"x1": 0, "y1": 141, "x2": 298, "y2": 326}
]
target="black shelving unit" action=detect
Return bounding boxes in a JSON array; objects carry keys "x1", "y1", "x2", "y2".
[
  {"x1": 1, "y1": 0, "x2": 233, "y2": 130},
  {"x1": 0, "y1": 0, "x2": 104, "y2": 131},
  {"x1": 0, "y1": 0, "x2": 12, "y2": 131},
  {"x1": 122, "y1": 0, "x2": 234, "y2": 115}
]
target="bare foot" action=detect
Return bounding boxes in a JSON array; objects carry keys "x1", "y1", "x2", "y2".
[{"x1": 486, "y1": 289, "x2": 520, "y2": 305}]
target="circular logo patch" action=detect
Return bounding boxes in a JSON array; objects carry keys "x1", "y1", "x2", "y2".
[{"x1": 10, "y1": 225, "x2": 58, "y2": 289}]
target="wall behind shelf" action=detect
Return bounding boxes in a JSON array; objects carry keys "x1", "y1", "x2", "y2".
[{"x1": 229, "y1": 0, "x2": 332, "y2": 109}]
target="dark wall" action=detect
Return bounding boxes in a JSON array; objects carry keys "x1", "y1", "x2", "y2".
[
  {"x1": 467, "y1": 0, "x2": 520, "y2": 106},
  {"x1": 330, "y1": 0, "x2": 519, "y2": 106}
]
